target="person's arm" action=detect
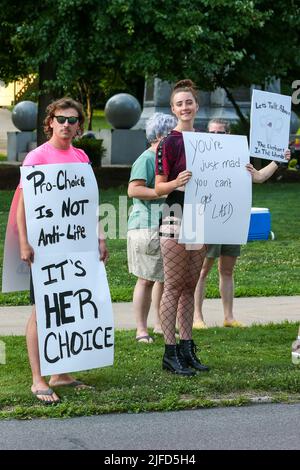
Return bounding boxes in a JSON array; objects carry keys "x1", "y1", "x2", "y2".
[
  {"x1": 98, "y1": 222, "x2": 109, "y2": 264},
  {"x1": 155, "y1": 170, "x2": 192, "y2": 196},
  {"x1": 246, "y1": 161, "x2": 279, "y2": 183},
  {"x1": 128, "y1": 180, "x2": 160, "y2": 200},
  {"x1": 246, "y1": 149, "x2": 291, "y2": 183},
  {"x1": 155, "y1": 135, "x2": 192, "y2": 196},
  {"x1": 16, "y1": 190, "x2": 34, "y2": 264}
]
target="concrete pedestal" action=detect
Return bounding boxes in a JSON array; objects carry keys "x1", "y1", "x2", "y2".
[
  {"x1": 7, "y1": 131, "x2": 36, "y2": 162},
  {"x1": 100, "y1": 129, "x2": 146, "y2": 165}
]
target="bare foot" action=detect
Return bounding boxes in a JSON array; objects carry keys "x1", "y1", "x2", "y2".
[
  {"x1": 193, "y1": 320, "x2": 208, "y2": 329},
  {"x1": 153, "y1": 326, "x2": 163, "y2": 335},
  {"x1": 31, "y1": 381, "x2": 60, "y2": 404},
  {"x1": 49, "y1": 374, "x2": 93, "y2": 389},
  {"x1": 223, "y1": 319, "x2": 244, "y2": 328}
]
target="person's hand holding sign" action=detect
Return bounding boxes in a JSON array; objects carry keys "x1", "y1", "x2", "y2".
[
  {"x1": 99, "y1": 238, "x2": 109, "y2": 264},
  {"x1": 20, "y1": 242, "x2": 34, "y2": 265},
  {"x1": 175, "y1": 170, "x2": 192, "y2": 189},
  {"x1": 246, "y1": 148, "x2": 291, "y2": 183},
  {"x1": 17, "y1": 190, "x2": 34, "y2": 265}
]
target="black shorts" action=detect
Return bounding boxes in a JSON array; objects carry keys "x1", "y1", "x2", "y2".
[{"x1": 159, "y1": 190, "x2": 184, "y2": 238}]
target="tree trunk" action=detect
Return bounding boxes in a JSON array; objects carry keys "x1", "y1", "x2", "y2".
[
  {"x1": 77, "y1": 82, "x2": 84, "y2": 108},
  {"x1": 86, "y1": 89, "x2": 93, "y2": 131},
  {"x1": 222, "y1": 85, "x2": 249, "y2": 134},
  {"x1": 134, "y1": 76, "x2": 145, "y2": 107},
  {"x1": 37, "y1": 61, "x2": 58, "y2": 146},
  {"x1": 222, "y1": 84, "x2": 262, "y2": 169},
  {"x1": 79, "y1": 80, "x2": 93, "y2": 131},
  {"x1": 88, "y1": 107, "x2": 93, "y2": 131}
]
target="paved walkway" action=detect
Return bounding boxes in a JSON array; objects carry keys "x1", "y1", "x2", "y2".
[{"x1": 0, "y1": 295, "x2": 299, "y2": 335}]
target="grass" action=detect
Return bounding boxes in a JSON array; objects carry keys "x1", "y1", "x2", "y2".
[
  {"x1": 85, "y1": 109, "x2": 112, "y2": 132},
  {"x1": 1, "y1": 182, "x2": 300, "y2": 305},
  {"x1": 0, "y1": 182, "x2": 300, "y2": 419},
  {"x1": 0, "y1": 323, "x2": 299, "y2": 419}
]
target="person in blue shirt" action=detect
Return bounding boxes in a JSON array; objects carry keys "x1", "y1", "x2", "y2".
[{"x1": 127, "y1": 112, "x2": 177, "y2": 343}]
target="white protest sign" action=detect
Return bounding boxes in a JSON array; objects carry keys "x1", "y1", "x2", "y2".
[
  {"x1": 2, "y1": 187, "x2": 30, "y2": 293},
  {"x1": 21, "y1": 163, "x2": 114, "y2": 376},
  {"x1": 33, "y1": 252, "x2": 113, "y2": 376},
  {"x1": 250, "y1": 89, "x2": 291, "y2": 162},
  {"x1": 179, "y1": 132, "x2": 251, "y2": 245},
  {"x1": 21, "y1": 163, "x2": 98, "y2": 254}
]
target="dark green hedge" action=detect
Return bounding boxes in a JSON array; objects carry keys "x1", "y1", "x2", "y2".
[{"x1": 73, "y1": 137, "x2": 106, "y2": 167}]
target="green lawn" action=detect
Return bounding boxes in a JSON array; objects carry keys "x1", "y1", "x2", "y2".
[
  {"x1": 85, "y1": 109, "x2": 112, "y2": 132},
  {"x1": 0, "y1": 182, "x2": 300, "y2": 419},
  {"x1": 0, "y1": 323, "x2": 299, "y2": 419},
  {"x1": 1, "y1": 182, "x2": 300, "y2": 305}
]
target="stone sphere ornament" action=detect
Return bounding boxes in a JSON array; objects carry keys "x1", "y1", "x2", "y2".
[
  {"x1": 12, "y1": 101, "x2": 38, "y2": 131},
  {"x1": 105, "y1": 93, "x2": 142, "y2": 129}
]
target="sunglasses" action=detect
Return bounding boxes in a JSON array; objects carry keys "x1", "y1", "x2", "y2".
[
  {"x1": 208, "y1": 131, "x2": 226, "y2": 134},
  {"x1": 54, "y1": 115, "x2": 79, "y2": 125}
]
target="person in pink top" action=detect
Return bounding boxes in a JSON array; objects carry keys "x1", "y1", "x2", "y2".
[{"x1": 17, "y1": 97, "x2": 108, "y2": 404}]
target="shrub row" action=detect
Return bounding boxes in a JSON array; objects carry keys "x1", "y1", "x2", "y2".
[{"x1": 73, "y1": 137, "x2": 106, "y2": 167}]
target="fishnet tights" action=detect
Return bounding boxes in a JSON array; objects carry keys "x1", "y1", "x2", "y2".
[{"x1": 160, "y1": 238, "x2": 206, "y2": 344}]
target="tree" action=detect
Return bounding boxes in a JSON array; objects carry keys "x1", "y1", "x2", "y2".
[
  {"x1": 0, "y1": 1, "x2": 147, "y2": 139},
  {"x1": 114, "y1": 1, "x2": 300, "y2": 132},
  {"x1": 210, "y1": 1, "x2": 300, "y2": 131},
  {"x1": 1, "y1": 0, "x2": 299, "y2": 143}
]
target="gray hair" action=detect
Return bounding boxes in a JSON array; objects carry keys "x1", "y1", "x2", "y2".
[
  {"x1": 146, "y1": 112, "x2": 177, "y2": 143},
  {"x1": 207, "y1": 118, "x2": 231, "y2": 133}
]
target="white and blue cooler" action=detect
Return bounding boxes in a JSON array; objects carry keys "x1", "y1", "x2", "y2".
[{"x1": 247, "y1": 207, "x2": 273, "y2": 241}]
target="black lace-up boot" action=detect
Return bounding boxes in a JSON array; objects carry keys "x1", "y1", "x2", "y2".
[
  {"x1": 179, "y1": 339, "x2": 209, "y2": 372},
  {"x1": 162, "y1": 345, "x2": 195, "y2": 376}
]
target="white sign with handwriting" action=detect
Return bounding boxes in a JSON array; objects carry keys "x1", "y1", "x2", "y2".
[
  {"x1": 250, "y1": 89, "x2": 291, "y2": 162},
  {"x1": 21, "y1": 163, "x2": 114, "y2": 376},
  {"x1": 179, "y1": 132, "x2": 251, "y2": 245}
]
